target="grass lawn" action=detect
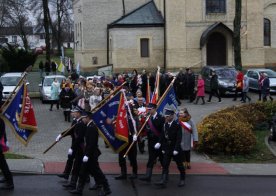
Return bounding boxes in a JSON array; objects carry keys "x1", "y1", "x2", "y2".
[
  {"x1": 208, "y1": 130, "x2": 276, "y2": 163},
  {"x1": 4, "y1": 152, "x2": 31, "y2": 159},
  {"x1": 33, "y1": 48, "x2": 74, "y2": 71}
]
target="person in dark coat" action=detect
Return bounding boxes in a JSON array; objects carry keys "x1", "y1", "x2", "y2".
[
  {"x1": 59, "y1": 84, "x2": 76, "y2": 122},
  {"x1": 0, "y1": 115, "x2": 14, "y2": 190},
  {"x1": 186, "y1": 69, "x2": 196, "y2": 102},
  {"x1": 207, "y1": 71, "x2": 221, "y2": 103},
  {"x1": 62, "y1": 107, "x2": 87, "y2": 190},
  {"x1": 56, "y1": 110, "x2": 78, "y2": 180},
  {"x1": 149, "y1": 72, "x2": 155, "y2": 92},
  {"x1": 141, "y1": 70, "x2": 147, "y2": 98},
  {"x1": 70, "y1": 112, "x2": 111, "y2": 196},
  {"x1": 175, "y1": 68, "x2": 186, "y2": 100},
  {"x1": 51, "y1": 61, "x2": 57, "y2": 75},
  {"x1": 139, "y1": 103, "x2": 165, "y2": 182},
  {"x1": 261, "y1": 73, "x2": 273, "y2": 102},
  {"x1": 44, "y1": 60, "x2": 51, "y2": 76},
  {"x1": 154, "y1": 108, "x2": 185, "y2": 188}
]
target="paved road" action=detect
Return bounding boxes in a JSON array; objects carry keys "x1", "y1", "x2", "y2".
[
  {"x1": 5, "y1": 92, "x2": 262, "y2": 163},
  {"x1": 1, "y1": 175, "x2": 276, "y2": 196}
]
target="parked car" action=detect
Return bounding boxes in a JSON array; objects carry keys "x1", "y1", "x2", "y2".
[
  {"x1": 201, "y1": 66, "x2": 237, "y2": 95},
  {"x1": 245, "y1": 68, "x2": 276, "y2": 93},
  {"x1": 38, "y1": 75, "x2": 66, "y2": 103},
  {"x1": 0, "y1": 72, "x2": 27, "y2": 101}
]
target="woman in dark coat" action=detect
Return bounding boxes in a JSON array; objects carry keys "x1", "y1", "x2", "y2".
[{"x1": 59, "y1": 84, "x2": 76, "y2": 122}]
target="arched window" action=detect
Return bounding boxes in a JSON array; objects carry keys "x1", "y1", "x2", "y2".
[
  {"x1": 264, "y1": 18, "x2": 271, "y2": 46},
  {"x1": 206, "y1": 0, "x2": 226, "y2": 14}
]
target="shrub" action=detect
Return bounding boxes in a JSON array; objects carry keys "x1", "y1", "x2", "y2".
[{"x1": 197, "y1": 106, "x2": 258, "y2": 155}]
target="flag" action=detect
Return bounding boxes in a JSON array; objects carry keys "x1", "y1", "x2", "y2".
[
  {"x1": 57, "y1": 61, "x2": 64, "y2": 73},
  {"x1": 115, "y1": 92, "x2": 129, "y2": 143},
  {"x1": 151, "y1": 67, "x2": 160, "y2": 104},
  {"x1": 157, "y1": 84, "x2": 178, "y2": 116},
  {"x1": 1, "y1": 82, "x2": 37, "y2": 146},
  {"x1": 92, "y1": 91, "x2": 128, "y2": 152}
]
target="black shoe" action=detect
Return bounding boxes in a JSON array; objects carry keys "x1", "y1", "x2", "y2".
[
  {"x1": 233, "y1": 98, "x2": 237, "y2": 101},
  {"x1": 98, "y1": 186, "x2": 112, "y2": 196},
  {"x1": 57, "y1": 173, "x2": 69, "y2": 180},
  {"x1": 129, "y1": 174, "x2": 137, "y2": 179},
  {"x1": 89, "y1": 184, "x2": 101, "y2": 190},
  {"x1": 0, "y1": 178, "x2": 6, "y2": 183},
  {"x1": 49, "y1": 108, "x2": 52, "y2": 111},
  {"x1": 178, "y1": 180, "x2": 185, "y2": 187},
  {"x1": 0, "y1": 183, "x2": 14, "y2": 190},
  {"x1": 114, "y1": 174, "x2": 127, "y2": 180},
  {"x1": 69, "y1": 189, "x2": 82, "y2": 195},
  {"x1": 207, "y1": 100, "x2": 211, "y2": 102},
  {"x1": 63, "y1": 183, "x2": 76, "y2": 190}
]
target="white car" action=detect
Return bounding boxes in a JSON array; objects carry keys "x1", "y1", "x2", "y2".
[
  {"x1": 38, "y1": 75, "x2": 66, "y2": 103},
  {"x1": 0, "y1": 72, "x2": 24, "y2": 101}
]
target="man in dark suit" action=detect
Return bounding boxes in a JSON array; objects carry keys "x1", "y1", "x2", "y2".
[
  {"x1": 0, "y1": 114, "x2": 14, "y2": 190},
  {"x1": 140, "y1": 103, "x2": 165, "y2": 182},
  {"x1": 63, "y1": 107, "x2": 87, "y2": 190},
  {"x1": 154, "y1": 108, "x2": 185, "y2": 188},
  {"x1": 70, "y1": 112, "x2": 111, "y2": 196}
]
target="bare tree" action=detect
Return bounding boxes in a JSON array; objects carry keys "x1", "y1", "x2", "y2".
[
  {"x1": 233, "y1": 0, "x2": 242, "y2": 70},
  {"x1": 42, "y1": 0, "x2": 51, "y2": 62},
  {"x1": 5, "y1": 0, "x2": 32, "y2": 49}
]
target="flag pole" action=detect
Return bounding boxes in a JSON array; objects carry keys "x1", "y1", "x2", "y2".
[
  {"x1": 123, "y1": 77, "x2": 176, "y2": 158},
  {"x1": 0, "y1": 65, "x2": 32, "y2": 111},
  {"x1": 43, "y1": 82, "x2": 126, "y2": 154},
  {"x1": 43, "y1": 124, "x2": 76, "y2": 154}
]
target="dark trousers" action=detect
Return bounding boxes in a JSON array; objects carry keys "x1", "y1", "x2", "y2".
[
  {"x1": 208, "y1": 89, "x2": 221, "y2": 102},
  {"x1": 241, "y1": 92, "x2": 251, "y2": 102},
  {"x1": 63, "y1": 152, "x2": 75, "y2": 175},
  {"x1": 233, "y1": 89, "x2": 242, "y2": 100},
  {"x1": 78, "y1": 155, "x2": 108, "y2": 188},
  {"x1": 50, "y1": 100, "x2": 59, "y2": 110},
  {"x1": 183, "y1": 150, "x2": 191, "y2": 163},
  {"x1": 118, "y1": 143, "x2": 137, "y2": 174},
  {"x1": 0, "y1": 152, "x2": 13, "y2": 184},
  {"x1": 147, "y1": 139, "x2": 163, "y2": 168},
  {"x1": 162, "y1": 151, "x2": 185, "y2": 174},
  {"x1": 71, "y1": 148, "x2": 83, "y2": 178},
  {"x1": 195, "y1": 96, "x2": 205, "y2": 104}
]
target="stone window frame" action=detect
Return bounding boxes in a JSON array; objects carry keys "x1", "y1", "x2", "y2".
[
  {"x1": 264, "y1": 18, "x2": 271, "y2": 47},
  {"x1": 140, "y1": 38, "x2": 150, "y2": 58},
  {"x1": 206, "y1": 0, "x2": 226, "y2": 14}
]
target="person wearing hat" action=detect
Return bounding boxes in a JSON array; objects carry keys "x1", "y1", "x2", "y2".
[
  {"x1": 56, "y1": 107, "x2": 79, "y2": 180},
  {"x1": 178, "y1": 108, "x2": 198, "y2": 169},
  {"x1": 70, "y1": 112, "x2": 111, "y2": 196},
  {"x1": 63, "y1": 107, "x2": 87, "y2": 190},
  {"x1": 154, "y1": 108, "x2": 185, "y2": 188},
  {"x1": 139, "y1": 103, "x2": 165, "y2": 182}
]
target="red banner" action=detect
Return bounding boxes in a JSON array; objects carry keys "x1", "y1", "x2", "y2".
[{"x1": 115, "y1": 93, "x2": 129, "y2": 143}]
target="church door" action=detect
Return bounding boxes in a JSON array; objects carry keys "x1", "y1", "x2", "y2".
[{"x1": 207, "y1": 32, "x2": 227, "y2": 66}]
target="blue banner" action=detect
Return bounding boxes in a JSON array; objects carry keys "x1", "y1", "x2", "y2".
[
  {"x1": 92, "y1": 91, "x2": 128, "y2": 152},
  {"x1": 157, "y1": 85, "x2": 179, "y2": 116},
  {"x1": 1, "y1": 83, "x2": 37, "y2": 146}
]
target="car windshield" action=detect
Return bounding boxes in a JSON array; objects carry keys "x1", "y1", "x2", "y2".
[
  {"x1": 43, "y1": 77, "x2": 64, "y2": 86},
  {"x1": 263, "y1": 70, "x2": 276, "y2": 78},
  {"x1": 215, "y1": 69, "x2": 236, "y2": 79},
  {"x1": 0, "y1": 76, "x2": 21, "y2": 86}
]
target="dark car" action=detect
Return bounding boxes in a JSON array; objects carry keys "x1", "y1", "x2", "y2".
[{"x1": 201, "y1": 66, "x2": 237, "y2": 95}]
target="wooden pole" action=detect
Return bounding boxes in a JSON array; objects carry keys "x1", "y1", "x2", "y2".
[
  {"x1": 43, "y1": 124, "x2": 76, "y2": 154},
  {"x1": 123, "y1": 77, "x2": 176, "y2": 158}
]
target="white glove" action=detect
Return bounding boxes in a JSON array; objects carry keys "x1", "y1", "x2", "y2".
[
  {"x1": 173, "y1": 150, "x2": 178, "y2": 156},
  {"x1": 68, "y1": 148, "x2": 73, "y2": 155},
  {"x1": 55, "y1": 134, "x2": 62, "y2": 142},
  {"x1": 83, "y1": 156, "x2": 89, "y2": 162},
  {"x1": 154, "y1": 143, "x2": 161, "y2": 150},
  {"x1": 6, "y1": 141, "x2": 10, "y2": 148},
  {"x1": 133, "y1": 134, "x2": 138, "y2": 142},
  {"x1": 162, "y1": 150, "x2": 165, "y2": 154}
]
